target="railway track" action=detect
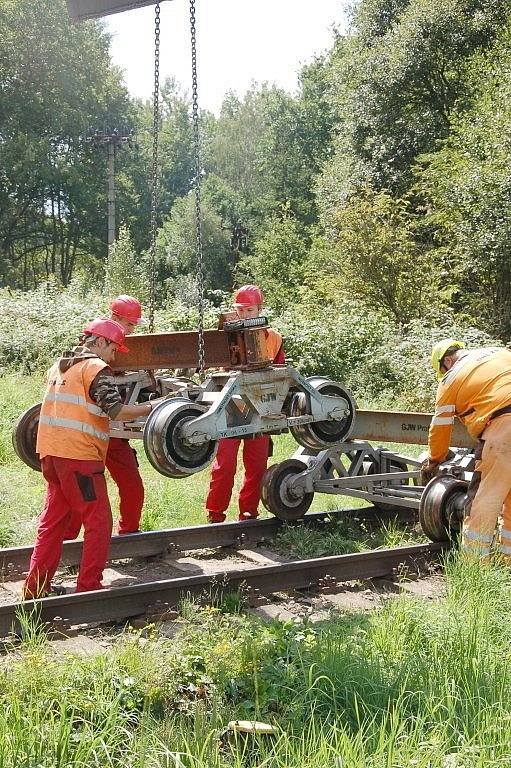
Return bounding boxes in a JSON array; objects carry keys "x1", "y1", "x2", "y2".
[
  {"x1": 0, "y1": 505, "x2": 414, "y2": 578},
  {"x1": 0, "y1": 536, "x2": 446, "y2": 639}
]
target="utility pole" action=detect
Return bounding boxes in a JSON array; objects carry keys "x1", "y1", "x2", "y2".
[{"x1": 86, "y1": 127, "x2": 136, "y2": 248}]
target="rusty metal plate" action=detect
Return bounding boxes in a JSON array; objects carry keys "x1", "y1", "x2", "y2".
[
  {"x1": 67, "y1": 0, "x2": 169, "y2": 21},
  {"x1": 111, "y1": 330, "x2": 231, "y2": 371},
  {"x1": 353, "y1": 410, "x2": 475, "y2": 448}
]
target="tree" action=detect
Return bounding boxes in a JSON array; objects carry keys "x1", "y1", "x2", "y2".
[
  {"x1": 156, "y1": 195, "x2": 232, "y2": 299},
  {"x1": 206, "y1": 75, "x2": 336, "y2": 234},
  {"x1": 317, "y1": 0, "x2": 508, "y2": 218},
  {"x1": 116, "y1": 79, "x2": 197, "y2": 255},
  {"x1": 237, "y1": 209, "x2": 310, "y2": 313},
  {"x1": 0, "y1": 0, "x2": 131, "y2": 287},
  {"x1": 104, "y1": 225, "x2": 147, "y2": 301},
  {"x1": 418, "y1": 21, "x2": 511, "y2": 337},
  {"x1": 308, "y1": 188, "x2": 441, "y2": 324}
]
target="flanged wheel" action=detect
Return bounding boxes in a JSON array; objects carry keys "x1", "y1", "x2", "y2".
[
  {"x1": 143, "y1": 398, "x2": 217, "y2": 478},
  {"x1": 419, "y1": 475, "x2": 467, "y2": 542},
  {"x1": 12, "y1": 402, "x2": 42, "y2": 472},
  {"x1": 289, "y1": 377, "x2": 356, "y2": 450},
  {"x1": 260, "y1": 459, "x2": 313, "y2": 521}
]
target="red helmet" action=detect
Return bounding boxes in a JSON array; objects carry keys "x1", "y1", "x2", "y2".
[
  {"x1": 83, "y1": 318, "x2": 129, "y2": 353},
  {"x1": 110, "y1": 295, "x2": 143, "y2": 324},
  {"x1": 233, "y1": 284, "x2": 263, "y2": 307}
]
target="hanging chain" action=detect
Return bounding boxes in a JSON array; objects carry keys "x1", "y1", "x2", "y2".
[
  {"x1": 148, "y1": 2, "x2": 161, "y2": 334},
  {"x1": 189, "y1": 0, "x2": 205, "y2": 379}
]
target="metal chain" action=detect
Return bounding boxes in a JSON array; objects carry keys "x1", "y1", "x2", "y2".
[
  {"x1": 189, "y1": 0, "x2": 205, "y2": 379},
  {"x1": 148, "y1": 2, "x2": 161, "y2": 334}
]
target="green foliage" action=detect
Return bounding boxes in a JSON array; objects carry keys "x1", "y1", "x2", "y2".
[
  {"x1": 4, "y1": 557, "x2": 511, "y2": 765},
  {"x1": 418, "y1": 21, "x2": 511, "y2": 337},
  {"x1": 0, "y1": 0, "x2": 132, "y2": 287},
  {"x1": 104, "y1": 225, "x2": 148, "y2": 302},
  {"x1": 157, "y1": 195, "x2": 232, "y2": 295},
  {"x1": 276, "y1": 298, "x2": 498, "y2": 409},
  {"x1": 117, "y1": 78, "x2": 196, "y2": 256},
  {"x1": 274, "y1": 515, "x2": 420, "y2": 559},
  {"x1": 205, "y1": 77, "x2": 335, "y2": 233},
  {"x1": 318, "y1": 0, "x2": 508, "y2": 211},
  {"x1": 237, "y1": 209, "x2": 310, "y2": 312},
  {"x1": 311, "y1": 188, "x2": 441, "y2": 324},
  {"x1": 0, "y1": 280, "x2": 103, "y2": 373}
]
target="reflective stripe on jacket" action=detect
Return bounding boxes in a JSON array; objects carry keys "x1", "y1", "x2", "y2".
[
  {"x1": 428, "y1": 347, "x2": 511, "y2": 463},
  {"x1": 37, "y1": 357, "x2": 110, "y2": 462}
]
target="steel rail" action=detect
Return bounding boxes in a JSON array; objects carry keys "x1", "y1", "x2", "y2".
[
  {"x1": 1, "y1": 542, "x2": 446, "y2": 638},
  {"x1": 0, "y1": 507, "x2": 389, "y2": 578}
]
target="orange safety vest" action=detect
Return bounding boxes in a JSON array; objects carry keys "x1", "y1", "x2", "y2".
[
  {"x1": 265, "y1": 328, "x2": 283, "y2": 362},
  {"x1": 37, "y1": 357, "x2": 110, "y2": 462}
]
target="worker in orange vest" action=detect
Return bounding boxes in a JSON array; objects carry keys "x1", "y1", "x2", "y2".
[
  {"x1": 422, "y1": 339, "x2": 511, "y2": 561},
  {"x1": 24, "y1": 319, "x2": 157, "y2": 599},
  {"x1": 64, "y1": 295, "x2": 146, "y2": 538},
  {"x1": 205, "y1": 285, "x2": 285, "y2": 523}
]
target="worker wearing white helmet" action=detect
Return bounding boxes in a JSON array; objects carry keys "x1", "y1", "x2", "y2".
[{"x1": 423, "y1": 338, "x2": 511, "y2": 561}]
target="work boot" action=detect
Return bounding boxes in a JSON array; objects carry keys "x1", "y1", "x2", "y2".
[
  {"x1": 207, "y1": 511, "x2": 226, "y2": 524},
  {"x1": 238, "y1": 511, "x2": 258, "y2": 521},
  {"x1": 22, "y1": 583, "x2": 67, "y2": 600}
]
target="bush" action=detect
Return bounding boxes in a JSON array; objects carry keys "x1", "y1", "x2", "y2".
[
  {"x1": 0, "y1": 280, "x2": 104, "y2": 374},
  {"x1": 104, "y1": 225, "x2": 148, "y2": 303},
  {"x1": 275, "y1": 300, "x2": 500, "y2": 410},
  {"x1": 0, "y1": 283, "x2": 224, "y2": 375},
  {"x1": 0, "y1": 283, "x2": 501, "y2": 411}
]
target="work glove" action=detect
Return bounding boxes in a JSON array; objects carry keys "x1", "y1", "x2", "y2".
[{"x1": 419, "y1": 458, "x2": 440, "y2": 486}]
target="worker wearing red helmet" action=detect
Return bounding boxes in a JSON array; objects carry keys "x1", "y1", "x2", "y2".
[
  {"x1": 24, "y1": 319, "x2": 157, "y2": 598},
  {"x1": 105, "y1": 295, "x2": 146, "y2": 533},
  {"x1": 205, "y1": 285, "x2": 285, "y2": 523},
  {"x1": 64, "y1": 295, "x2": 145, "y2": 538}
]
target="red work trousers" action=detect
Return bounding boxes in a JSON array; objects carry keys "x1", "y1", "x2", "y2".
[
  {"x1": 24, "y1": 455, "x2": 112, "y2": 597},
  {"x1": 463, "y1": 415, "x2": 511, "y2": 560},
  {"x1": 206, "y1": 436, "x2": 270, "y2": 521},
  {"x1": 64, "y1": 438, "x2": 144, "y2": 537}
]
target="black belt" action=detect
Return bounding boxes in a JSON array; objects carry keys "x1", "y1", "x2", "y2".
[{"x1": 489, "y1": 405, "x2": 511, "y2": 423}]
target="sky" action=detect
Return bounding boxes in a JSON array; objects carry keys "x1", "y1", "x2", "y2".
[{"x1": 106, "y1": 0, "x2": 347, "y2": 114}]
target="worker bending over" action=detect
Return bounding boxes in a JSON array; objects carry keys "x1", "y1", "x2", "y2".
[
  {"x1": 24, "y1": 319, "x2": 156, "y2": 599},
  {"x1": 65, "y1": 295, "x2": 145, "y2": 537},
  {"x1": 422, "y1": 339, "x2": 511, "y2": 561},
  {"x1": 205, "y1": 285, "x2": 284, "y2": 524}
]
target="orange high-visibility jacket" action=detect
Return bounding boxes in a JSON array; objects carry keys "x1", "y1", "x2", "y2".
[
  {"x1": 428, "y1": 347, "x2": 511, "y2": 463},
  {"x1": 37, "y1": 357, "x2": 110, "y2": 462},
  {"x1": 266, "y1": 329, "x2": 283, "y2": 362}
]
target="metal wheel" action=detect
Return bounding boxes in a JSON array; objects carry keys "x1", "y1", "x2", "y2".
[
  {"x1": 419, "y1": 475, "x2": 466, "y2": 542},
  {"x1": 289, "y1": 377, "x2": 356, "y2": 450},
  {"x1": 143, "y1": 398, "x2": 217, "y2": 478},
  {"x1": 260, "y1": 459, "x2": 313, "y2": 521},
  {"x1": 12, "y1": 402, "x2": 42, "y2": 472}
]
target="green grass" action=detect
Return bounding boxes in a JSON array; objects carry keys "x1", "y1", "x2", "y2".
[
  {"x1": 1, "y1": 555, "x2": 511, "y2": 765},
  {"x1": 274, "y1": 515, "x2": 424, "y2": 559}
]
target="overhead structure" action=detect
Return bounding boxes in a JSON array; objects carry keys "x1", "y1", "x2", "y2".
[{"x1": 67, "y1": 0, "x2": 169, "y2": 22}]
